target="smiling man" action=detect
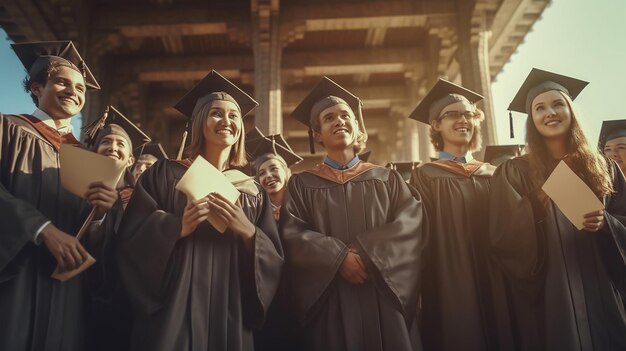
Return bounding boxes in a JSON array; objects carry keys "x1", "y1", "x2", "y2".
[
  {"x1": 280, "y1": 77, "x2": 426, "y2": 351},
  {"x1": 0, "y1": 41, "x2": 118, "y2": 351},
  {"x1": 408, "y1": 79, "x2": 511, "y2": 351}
]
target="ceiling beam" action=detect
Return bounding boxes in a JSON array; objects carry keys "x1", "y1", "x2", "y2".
[
  {"x1": 281, "y1": 1, "x2": 456, "y2": 21},
  {"x1": 121, "y1": 48, "x2": 423, "y2": 82}
]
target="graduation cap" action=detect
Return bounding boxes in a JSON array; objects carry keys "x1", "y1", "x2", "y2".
[
  {"x1": 173, "y1": 70, "x2": 258, "y2": 159},
  {"x1": 508, "y1": 68, "x2": 589, "y2": 138},
  {"x1": 11, "y1": 41, "x2": 100, "y2": 90},
  {"x1": 246, "y1": 131, "x2": 303, "y2": 168},
  {"x1": 245, "y1": 126, "x2": 266, "y2": 145},
  {"x1": 358, "y1": 150, "x2": 372, "y2": 162},
  {"x1": 599, "y1": 119, "x2": 626, "y2": 149},
  {"x1": 135, "y1": 143, "x2": 169, "y2": 160},
  {"x1": 291, "y1": 76, "x2": 367, "y2": 154},
  {"x1": 385, "y1": 161, "x2": 421, "y2": 181},
  {"x1": 83, "y1": 105, "x2": 151, "y2": 152},
  {"x1": 408, "y1": 78, "x2": 483, "y2": 124},
  {"x1": 483, "y1": 145, "x2": 524, "y2": 166}
]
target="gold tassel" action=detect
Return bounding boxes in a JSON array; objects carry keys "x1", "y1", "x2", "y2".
[
  {"x1": 271, "y1": 135, "x2": 277, "y2": 155},
  {"x1": 177, "y1": 122, "x2": 189, "y2": 160}
]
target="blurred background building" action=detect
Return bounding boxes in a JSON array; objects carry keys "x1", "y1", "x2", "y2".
[{"x1": 0, "y1": 0, "x2": 549, "y2": 170}]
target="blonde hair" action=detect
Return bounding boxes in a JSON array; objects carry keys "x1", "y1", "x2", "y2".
[
  {"x1": 525, "y1": 91, "x2": 613, "y2": 197},
  {"x1": 429, "y1": 107, "x2": 485, "y2": 152},
  {"x1": 186, "y1": 101, "x2": 247, "y2": 167}
]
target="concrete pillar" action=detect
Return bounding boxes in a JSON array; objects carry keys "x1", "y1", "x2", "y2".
[
  {"x1": 405, "y1": 74, "x2": 435, "y2": 163},
  {"x1": 389, "y1": 105, "x2": 421, "y2": 162},
  {"x1": 252, "y1": 0, "x2": 282, "y2": 135},
  {"x1": 457, "y1": 2, "x2": 498, "y2": 151}
]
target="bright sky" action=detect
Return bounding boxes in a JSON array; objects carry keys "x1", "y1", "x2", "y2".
[
  {"x1": 1, "y1": 0, "x2": 625, "y2": 145},
  {"x1": 492, "y1": 0, "x2": 626, "y2": 146}
]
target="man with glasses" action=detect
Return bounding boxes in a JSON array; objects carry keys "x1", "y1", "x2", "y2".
[{"x1": 407, "y1": 79, "x2": 513, "y2": 351}]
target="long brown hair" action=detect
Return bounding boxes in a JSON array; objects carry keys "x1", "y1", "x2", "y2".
[
  {"x1": 525, "y1": 91, "x2": 612, "y2": 197},
  {"x1": 186, "y1": 102, "x2": 247, "y2": 167}
]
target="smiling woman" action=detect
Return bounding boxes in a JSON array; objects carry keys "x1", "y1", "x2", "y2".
[
  {"x1": 489, "y1": 68, "x2": 626, "y2": 350},
  {"x1": 115, "y1": 70, "x2": 283, "y2": 351}
]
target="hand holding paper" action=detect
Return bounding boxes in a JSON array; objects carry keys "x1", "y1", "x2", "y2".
[
  {"x1": 54, "y1": 144, "x2": 126, "y2": 281},
  {"x1": 181, "y1": 198, "x2": 211, "y2": 237},
  {"x1": 175, "y1": 156, "x2": 241, "y2": 233},
  {"x1": 60, "y1": 144, "x2": 124, "y2": 198},
  {"x1": 582, "y1": 209, "x2": 605, "y2": 232},
  {"x1": 542, "y1": 160, "x2": 605, "y2": 230},
  {"x1": 207, "y1": 192, "x2": 256, "y2": 240}
]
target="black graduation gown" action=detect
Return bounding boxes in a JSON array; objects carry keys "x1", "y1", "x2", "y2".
[
  {"x1": 0, "y1": 113, "x2": 92, "y2": 351},
  {"x1": 116, "y1": 159, "x2": 283, "y2": 351},
  {"x1": 489, "y1": 157, "x2": 626, "y2": 351},
  {"x1": 410, "y1": 160, "x2": 513, "y2": 351},
  {"x1": 254, "y1": 217, "x2": 303, "y2": 351},
  {"x1": 280, "y1": 161, "x2": 426, "y2": 351},
  {"x1": 86, "y1": 194, "x2": 133, "y2": 351}
]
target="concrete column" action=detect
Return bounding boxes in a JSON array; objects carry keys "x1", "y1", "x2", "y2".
[
  {"x1": 405, "y1": 74, "x2": 435, "y2": 163},
  {"x1": 252, "y1": 0, "x2": 282, "y2": 135},
  {"x1": 389, "y1": 105, "x2": 421, "y2": 162},
  {"x1": 457, "y1": 3, "x2": 498, "y2": 151}
]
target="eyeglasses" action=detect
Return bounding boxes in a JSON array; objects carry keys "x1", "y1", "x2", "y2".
[{"x1": 438, "y1": 110, "x2": 480, "y2": 120}]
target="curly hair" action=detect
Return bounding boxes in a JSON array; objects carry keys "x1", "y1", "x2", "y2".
[
  {"x1": 22, "y1": 61, "x2": 63, "y2": 107},
  {"x1": 525, "y1": 91, "x2": 613, "y2": 197},
  {"x1": 429, "y1": 107, "x2": 485, "y2": 152},
  {"x1": 185, "y1": 102, "x2": 247, "y2": 167}
]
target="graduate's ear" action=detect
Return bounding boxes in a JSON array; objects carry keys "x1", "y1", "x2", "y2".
[
  {"x1": 431, "y1": 119, "x2": 442, "y2": 132},
  {"x1": 126, "y1": 155, "x2": 135, "y2": 169},
  {"x1": 30, "y1": 82, "x2": 44, "y2": 99},
  {"x1": 313, "y1": 130, "x2": 323, "y2": 144}
]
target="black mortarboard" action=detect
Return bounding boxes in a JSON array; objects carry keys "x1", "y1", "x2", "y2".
[
  {"x1": 173, "y1": 70, "x2": 258, "y2": 159},
  {"x1": 385, "y1": 161, "x2": 421, "y2": 181},
  {"x1": 11, "y1": 41, "x2": 100, "y2": 90},
  {"x1": 246, "y1": 133, "x2": 303, "y2": 168},
  {"x1": 83, "y1": 105, "x2": 151, "y2": 151},
  {"x1": 483, "y1": 145, "x2": 524, "y2": 166},
  {"x1": 245, "y1": 126, "x2": 266, "y2": 145},
  {"x1": 507, "y1": 68, "x2": 589, "y2": 138},
  {"x1": 599, "y1": 119, "x2": 626, "y2": 149},
  {"x1": 291, "y1": 76, "x2": 367, "y2": 154},
  {"x1": 359, "y1": 150, "x2": 372, "y2": 162},
  {"x1": 136, "y1": 143, "x2": 168, "y2": 160},
  {"x1": 408, "y1": 78, "x2": 483, "y2": 124},
  {"x1": 174, "y1": 70, "x2": 258, "y2": 120}
]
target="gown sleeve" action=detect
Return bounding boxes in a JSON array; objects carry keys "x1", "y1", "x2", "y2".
[
  {"x1": 488, "y1": 159, "x2": 548, "y2": 297},
  {"x1": 279, "y1": 174, "x2": 350, "y2": 322},
  {"x1": 237, "y1": 187, "x2": 284, "y2": 328},
  {"x1": 115, "y1": 160, "x2": 184, "y2": 315},
  {"x1": 598, "y1": 161, "x2": 626, "y2": 294},
  {"x1": 354, "y1": 169, "x2": 426, "y2": 319},
  {"x1": 0, "y1": 114, "x2": 50, "y2": 272}
]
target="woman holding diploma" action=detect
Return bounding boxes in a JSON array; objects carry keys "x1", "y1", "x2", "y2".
[
  {"x1": 116, "y1": 70, "x2": 283, "y2": 351},
  {"x1": 489, "y1": 68, "x2": 626, "y2": 350}
]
